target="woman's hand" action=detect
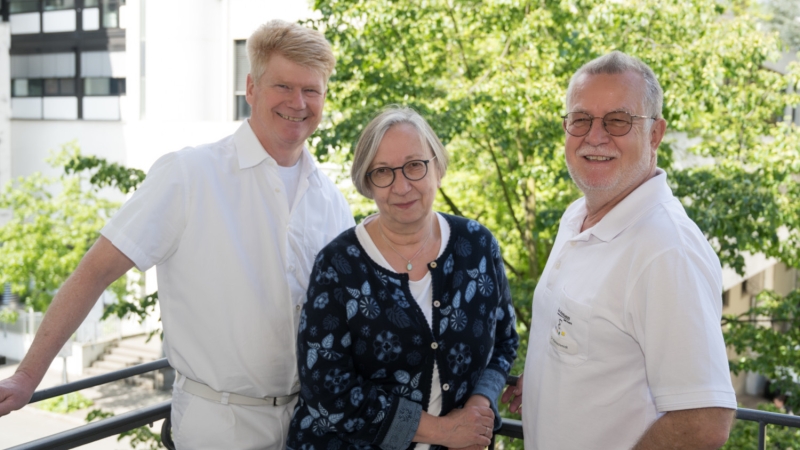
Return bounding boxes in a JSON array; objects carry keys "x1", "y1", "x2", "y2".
[
  {"x1": 500, "y1": 372, "x2": 523, "y2": 414},
  {"x1": 414, "y1": 403, "x2": 494, "y2": 448},
  {"x1": 439, "y1": 404, "x2": 495, "y2": 448},
  {"x1": 446, "y1": 395, "x2": 494, "y2": 449}
]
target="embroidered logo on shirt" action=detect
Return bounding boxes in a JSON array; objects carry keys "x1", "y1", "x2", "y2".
[{"x1": 551, "y1": 308, "x2": 579, "y2": 355}]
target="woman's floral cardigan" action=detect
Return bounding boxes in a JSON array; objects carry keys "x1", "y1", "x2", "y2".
[{"x1": 287, "y1": 213, "x2": 519, "y2": 450}]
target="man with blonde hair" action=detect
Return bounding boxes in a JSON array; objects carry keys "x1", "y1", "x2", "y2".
[
  {"x1": 0, "y1": 20, "x2": 353, "y2": 449},
  {"x1": 502, "y1": 51, "x2": 737, "y2": 449}
]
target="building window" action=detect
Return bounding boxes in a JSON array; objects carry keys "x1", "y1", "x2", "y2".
[
  {"x1": 234, "y1": 39, "x2": 250, "y2": 120},
  {"x1": 9, "y1": 0, "x2": 39, "y2": 13},
  {"x1": 12, "y1": 79, "x2": 43, "y2": 96},
  {"x1": 83, "y1": 77, "x2": 126, "y2": 96},
  {"x1": 83, "y1": 0, "x2": 125, "y2": 28},
  {"x1": 43, "y1": 0, "x2": 75, "y2": 10}
]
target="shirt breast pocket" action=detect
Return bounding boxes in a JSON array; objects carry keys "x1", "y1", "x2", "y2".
[{"x1": 548, "y1": 288, "x2": 592, "y2": 365}]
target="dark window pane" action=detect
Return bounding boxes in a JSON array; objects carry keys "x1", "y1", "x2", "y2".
[
  {"x1": 60, "y1": 78, "x2": 76, "y2": 95},
  {"x1": 84, "y1": 0, "x2": 98, "y2": 6},
  {"x1": 110, "y1": 78, "x2": 126, "y2": 95},
  {"x1": 236, "y1": 95, "x2": 251, "y2": 120},
  {"x1": 10, "y1": 0, "x2": 39, "y2": 13},
  {"x1": 44, "y1": 79, "x2": 60, "y2": 95},
  {"x1": 84, "y1": 77, "x2": 110, "y2": 95},
  {"x1": 28, "y1": 79, "x2": 44, "y2": 96},
  {"x1": 44, "y1": 0, "x2": 74, "y2": 10}
]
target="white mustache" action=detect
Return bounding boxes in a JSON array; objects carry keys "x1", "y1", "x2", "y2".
[{"x1": 575, "y1": 145, "x2": 618, "y2": 159}]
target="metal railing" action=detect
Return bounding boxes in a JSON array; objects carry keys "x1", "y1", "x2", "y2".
[
  {"x1": 9, "y1": 358, "x2": 175, "y2": 450},
  {"x1": 8, "y1": 364, "x2": 800, "y2": 449}
]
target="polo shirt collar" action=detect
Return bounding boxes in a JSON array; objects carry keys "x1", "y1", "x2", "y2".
[
  {"x1": 234, "y1": 120, "x2": 321, "y2": 183},
  {"x1": 580, "y1": 168, "x2": 674, "y2": 243}
]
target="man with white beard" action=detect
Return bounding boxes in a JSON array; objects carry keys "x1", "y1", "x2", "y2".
[{"x1": 502, "y1": 51, "x2": 737, "y2": 449}]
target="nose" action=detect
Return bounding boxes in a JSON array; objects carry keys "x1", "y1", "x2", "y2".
[
  {"x1": 584, "y1": 117, "x2": 610, "y2": 146},
  {"x1": 287, "y1": 88, "x2": 306, "y2": 110},
  {"x1": 390, "y1": 170, "x2": 412, "y2": 194}
]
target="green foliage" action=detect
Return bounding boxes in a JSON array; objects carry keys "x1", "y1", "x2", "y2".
[
  {"x1": 724, "y1": 289, "x2": 800, "y2": 411},
  {"x1": 0, "y1": 143, "x2": 130, "y2": 311},
  {"x1": 0, "y1": 308, "x2": 19, "y2": 325},
  {"x1": 38, "y1": 392, "x2": 94, "y2": 413},
  {"x1": 723, "y1": 403, "x2": 800, "y2": 449},
  {"x1": 55, "y1": 146, "x2": 147, "y2": 194},
  {"x1": 86, "y1": 409, "x2": 164, "y2": 449}
]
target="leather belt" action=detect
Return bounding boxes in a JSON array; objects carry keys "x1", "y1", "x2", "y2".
[{"x1": 176, "y1": 372, "x2": 299, "y2": 406}]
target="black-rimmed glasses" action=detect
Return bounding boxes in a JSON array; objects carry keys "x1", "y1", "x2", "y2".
[
  {"x1": 562, "y1": 111, "x2": 655, "y2": 137},
  {"x1": 367, "y1": 156, "x2": 437, "y2": 188}
]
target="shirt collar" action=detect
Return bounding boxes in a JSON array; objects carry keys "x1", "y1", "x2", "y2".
[
  {"x1": 575, "y1": 168, "x2": 675, "y2": 243},
  {"x1": 233, "y1": 120, "x2": 320, "y2": 183}
]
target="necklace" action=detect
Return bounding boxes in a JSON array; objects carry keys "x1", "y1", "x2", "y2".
[{"x1": 378, "y1": 217, "x2": 434, "y2": 271}]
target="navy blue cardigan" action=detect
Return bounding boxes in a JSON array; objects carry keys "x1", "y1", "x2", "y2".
[{"x1": 287, "y1": 214, "x2": 518, "y2": 450}]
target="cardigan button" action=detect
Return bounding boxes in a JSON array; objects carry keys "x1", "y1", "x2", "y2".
[
  {"x1": 430, "y1": 262, "x2": 438, "y2": 268},
  {"x1": 433, "y1": 300, "x2": 441, "y2": 307},
  {"x1": 431, "y1": 342, "x2": 438, "y2": 350},
  {"x1": 442, "y1": 383, "x2": 450, "y2": 391}
]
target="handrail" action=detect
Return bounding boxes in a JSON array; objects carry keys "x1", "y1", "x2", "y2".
[
  {"x1": 8, "y1": 401, "x2": 171, "y2": 450},
  {"x1": 29, "y1": 358, "x2": 171, "y2": 403},
  {"x1": 13, "y1": 364, "x2": 800, "y2": 450}
]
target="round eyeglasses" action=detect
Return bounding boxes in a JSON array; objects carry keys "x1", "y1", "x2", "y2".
[
  {"x1": 562, "y1": 111, "x2": 655, "y2": 137},
  {"x1": 367, "y1": 156, "x2": 437, "y2": 188}
]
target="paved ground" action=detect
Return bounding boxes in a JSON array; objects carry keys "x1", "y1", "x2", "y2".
[{"x1": 0, "y1": 358, "x2": 171, "y2": 449}]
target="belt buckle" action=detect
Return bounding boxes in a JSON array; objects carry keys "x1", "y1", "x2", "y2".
[{"x1": 263, "y1": 395, "x2": 278, "y2": 406}]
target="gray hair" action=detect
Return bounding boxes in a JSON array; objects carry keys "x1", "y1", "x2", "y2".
[
  {"x1": 566, "y1": 51, "x2": 663, "y2": 119},
  {"x1": 351, "y1": 106, "x2": 449, "y2": 199},
  {"x1": 247, "y1": 20, "x2": 335, "y2": 84}
]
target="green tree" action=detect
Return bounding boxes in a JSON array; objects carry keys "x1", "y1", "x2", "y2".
[
  {"x1": 0, "y1": 143, "x2": 130, "y2": 311},
  {"x1": 306, "y1": 0, "x2": 800, "y2": 445}
]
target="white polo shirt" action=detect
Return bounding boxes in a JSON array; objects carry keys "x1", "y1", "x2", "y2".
[
  {"x1": 101, "y1": 120, "x2": 354, "y2": 398},
  {"x1": 522, "y1": 170, "x2": 736, "y2": 449}
]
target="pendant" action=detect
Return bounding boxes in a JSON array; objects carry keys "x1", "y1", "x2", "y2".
[{"x1": 406, "y1": 262, "x2": 413, "y2": 271}]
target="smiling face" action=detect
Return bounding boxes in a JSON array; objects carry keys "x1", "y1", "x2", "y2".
[
  {"x1": 565, "y1": 71, "x2": 665, "y2": 204},
  {"x1": 246, "y1": 53, "x2": 326, "y2": 166},
  {"x1": 369, "y1": 123, "x2": 440, "y2": 230}
]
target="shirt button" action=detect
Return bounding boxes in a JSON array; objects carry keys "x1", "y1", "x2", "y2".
[
  {"x1": 275, "y1": 188, "x2": 281, "y2": 193},
  {"x1": 429, "y1": 262, "x2": 437, "y2": 268},
  {"x1": 570, "y1": 241, "x2": 576, "y2": 247},
  {"x1": 433, "y1": 300, "x2": 441, "y2": 307},
  {"x1": 442, "y1": 383, "x2": 450, "y2": 391},
  {"x1": 555, "y1": 260, "x2": 561, "y2": 269},
  {"x1": 431, "y1": 342, "x2": 438, "y2": 350},
  {"x1": 295, "y1": 305, "x2": 301, "y2": 311},
  {"x1": 288, "y1": 265, "x2": 295, "y2": 272}
]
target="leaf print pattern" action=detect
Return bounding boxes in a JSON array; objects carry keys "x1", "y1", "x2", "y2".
[
  {"x1": 332, "y1": 253, "x2": 352, "y2": 274},
  {"x1": 288, "y1": 216, "x2": 519, "y2": 449},
  {"x1": 455, "y1": 236, "x2": 472, "y2": 257}
]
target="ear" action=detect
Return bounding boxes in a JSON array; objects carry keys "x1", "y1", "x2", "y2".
[
  {"x1": 245, "y1": 74, "x2": 256, "y2": 106},
  {"x1": 649, "y1": 118, "x2": 667, "y2": 152}
]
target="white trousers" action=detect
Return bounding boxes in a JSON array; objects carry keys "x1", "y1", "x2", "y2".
[{"x1": 171, "y1": 383, "x2": 297, "y2": 450}]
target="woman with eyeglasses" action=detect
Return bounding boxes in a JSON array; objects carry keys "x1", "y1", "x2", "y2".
[{"x1": 286, "y1": 107, "x2": 518, "y2": 450}]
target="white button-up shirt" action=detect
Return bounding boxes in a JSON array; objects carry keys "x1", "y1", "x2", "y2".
[
  {"x1": 102, "y1": 121, "x2": 354, "y2": 398},
  {"x1": 522, "y1": 169, "x2": 736, "y2": 449}
]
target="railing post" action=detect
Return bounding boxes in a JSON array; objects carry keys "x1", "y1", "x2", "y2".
[{"x1": 758, "y1": 421, "x2": 766, "y2": 450}]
